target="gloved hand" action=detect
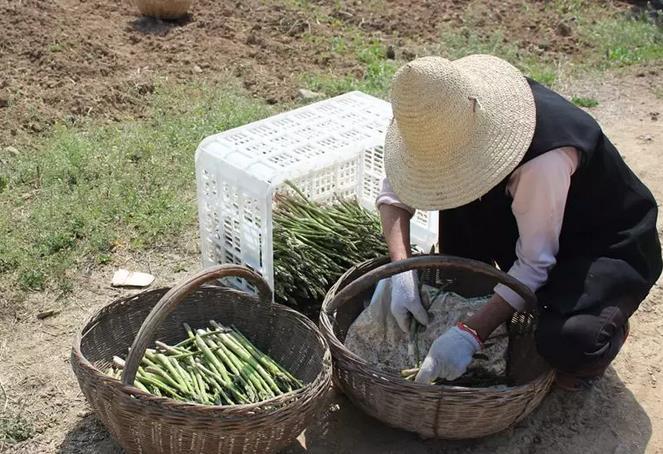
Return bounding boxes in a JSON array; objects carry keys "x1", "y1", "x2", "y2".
[
  {"x1": 414, "y1": 326, "x2": 481, "y2": 383},
  {"x1": 390, "y1": 270, "x2": 429, "y2": 333}
]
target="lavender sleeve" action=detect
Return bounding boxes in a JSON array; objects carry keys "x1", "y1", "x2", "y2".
[
  {"x1": 376, "y1": 177, "x2": 416, "y2": 216},
  {"x1": 494, "y1": 147, "x2": 579, "y2": 311}
]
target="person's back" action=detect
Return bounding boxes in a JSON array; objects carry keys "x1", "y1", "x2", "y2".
[{"x1": 374, "y1": 55, "x2": 662, "y2": 389}]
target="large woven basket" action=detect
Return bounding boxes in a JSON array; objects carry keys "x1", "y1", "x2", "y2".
[
  {"x1": 72, "y1": 265, "x2": 332, "y2": 454},
  {"x1": 320, "y1": 255, "x2": 555, "y2": 439}
]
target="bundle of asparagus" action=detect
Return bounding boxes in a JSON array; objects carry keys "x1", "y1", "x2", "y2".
[
  {"x1": 273, "y1": 185, "x2": 388, "y2": 317},
  {"x1": 107, "y1": 321, "x2": 302, "y2": 405}
]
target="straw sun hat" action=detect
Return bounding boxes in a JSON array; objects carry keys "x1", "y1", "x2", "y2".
[{"x1": 384, "y1": 55, "x2": 536, "y2": 211}]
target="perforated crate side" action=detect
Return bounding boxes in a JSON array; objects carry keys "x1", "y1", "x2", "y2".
[
  {"x1": 196, "y1": 147, "x2": 274, "y2": 291},
  {"x1": 361, "y1": 143, "x2": 439, "y2": 251},
  {"x1": 196, "y1": 90, "x2": 438, "y2": 290}
]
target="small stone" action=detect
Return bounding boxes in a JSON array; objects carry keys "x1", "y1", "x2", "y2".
[
  {"x1": 36, "y1": 309, "x2": 60, "y2": 320},
  {"x1": 246, "y1": 33, "x2": 262, "y2": 46},
  {"x1": 0, "y1": 93, "x2": 9, "y2": 108},
  {"x1": 111, "y1": 269, "x2": 155, "y2": 288},
  {"x1": 5, "y1": 146, "x2": 19, "y2": 156},
  {"x1": 402, "y1": 48, "x2": 416, "y2": 60},
  {"x1": 297, "y1": 88, "x2": 323, "y2": 100},
  {"x1": 192, "y1": 65, "x2": 203, "y2": 74},
  {"x1": 385, "y1": 45, "x2": 396, "y2": 60},
  {"x1": 557, "y1": 21, "x2": 573, "y2": 37}
]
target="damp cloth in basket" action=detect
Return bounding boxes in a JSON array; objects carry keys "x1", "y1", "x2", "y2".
[{"x1": 344, "y1": 281, "x2": 509, "y2": 384}]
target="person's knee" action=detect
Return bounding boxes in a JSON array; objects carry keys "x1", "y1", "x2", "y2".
[{"x1": 536, "y1": 313, "x2": 607, "y2": 371}]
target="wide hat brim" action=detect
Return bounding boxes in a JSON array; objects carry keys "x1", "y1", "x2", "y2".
[{"x1": 384, "y1": 55, "x2": 536, "y2": 211}]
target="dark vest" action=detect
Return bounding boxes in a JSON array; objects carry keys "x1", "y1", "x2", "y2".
[{"x1": 440, "y1": 79, "x2": 662, "y2": 310}]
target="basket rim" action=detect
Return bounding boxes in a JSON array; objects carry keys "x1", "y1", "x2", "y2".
[
  {"x1": 72, "y1": 285, "x2": 333, "y2": 414},
  {"x1": 319, "y1": 255, "x2": 556, "y2": 394}
]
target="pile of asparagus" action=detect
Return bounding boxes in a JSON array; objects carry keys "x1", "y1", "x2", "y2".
[
  {"x1": 107, "y1": 321, "x2": 302, "y2": 405},
  {"x1": 273, "y1": 185, "x2": 388, "y2": 317}
]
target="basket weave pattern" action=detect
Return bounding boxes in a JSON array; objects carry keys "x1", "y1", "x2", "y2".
[
  {"x1": 320, "y1": 255, "x2": 555, "y2": 439},
  {"x1": 72, "y1": 266, "x2": 332, "y2": 454},
  {"x1": 133, "y1": 0, "x2": 192, "y2": 19}
]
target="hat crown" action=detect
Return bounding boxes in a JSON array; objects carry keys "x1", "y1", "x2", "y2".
[
  {"x1": 390, "y1": 56, "x2": 476, "y2": 156},
  {"x1": 384, "y1": 54, "x2": 536, "y2": 211}
]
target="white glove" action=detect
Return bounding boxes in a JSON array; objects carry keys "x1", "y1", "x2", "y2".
[
  {"x1": 415, "y1": 326, "x2": 481, "y2": 383},
  {"x1": 390, "y1": 271, "x2": 429, "y2": 333}
]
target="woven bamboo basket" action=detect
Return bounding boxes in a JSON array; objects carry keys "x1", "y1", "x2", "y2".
[
  {"x1": 320, "y1": 255, "x2": 555, "y2": 439},
  {"x1": 71, "y1": 265, "x2": 332, "y2": 454},
  {"x1": 133, "y1": 0, "x2": 192, "y2": 19}
]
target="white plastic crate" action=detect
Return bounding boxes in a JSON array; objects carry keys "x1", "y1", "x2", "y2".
[{"x1": 195, "y1": 91, "x2": 439, "y2": 291}]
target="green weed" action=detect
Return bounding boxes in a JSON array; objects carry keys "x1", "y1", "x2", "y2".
[
  {"x1": 0, "y1": 81, "x2": 271, "y2": 293},
  {"x1": 572, "y1": 96, "x2": 600, "y2": 108},
  {"x1": 302, "y1": 0, "x2": 662, "y2": 96},
  {"x1": 303, "y1": 33, "x2": 397, "y2": 97},
  {"x1": 48, "y1": 42, "x2": 64, "y2": 53},
  {"x1": 0, "y1": 412, "x2": 35, "y2": 444},
  {"x1": 591, "y1": 16, "x2": 663, "y2": 66}
]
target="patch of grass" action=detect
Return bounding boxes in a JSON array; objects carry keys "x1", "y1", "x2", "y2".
[
  {"x1": 48, "y1": 42, "x2": 64, "y2": 53},
  {"x1": 588, "y1": 15, "x2": 663, "y2": 67},
  {"x1": 437, "y1": 25, "x2": 564, "y2": 86},
  {"x1": 303, "y1": 32, "x2": 398, "y2": 97},
  {"x1": 546, "y1": 0, "x2": 663, "y2": 69},
  {"x1": 571, "y1": 96, "x2": 599, "y2": 108},
  {"x1": 301, "y1": 0, "x2": 661, "y2": 96},
  {"x1": 0, "y1": 80, "x2": 272, "y2": 293},
  {"x1": 0, "y1": 412, "x2": 35, "y2": 444}
]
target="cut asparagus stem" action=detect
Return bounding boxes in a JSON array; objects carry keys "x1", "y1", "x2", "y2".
[
  {"x1": 175, "y1": 327, "x2": 230, "y2": 348},
  {"x1": 204, "y1": 334, "x2": 268, "y2": 400},
  {"x1": 133, "y1": 379, "x2": 150, "y2": 393},
  {"x1": 226, "y1": 326, "x2": 302, "y2": 390},
  {"x1": 194, "y1": 332, "x2": 233, "y2": 384},
  {"x1": 145, "y1": 366, "x2": 189, "y2": 394},
  {"x1": 154, "y1": 354, "x2": 191, "y2": 395},
  {"x1": 155, "y1": 341, "x2": 189, "y2": 355},
  {"x1": 170, "y1": 356, "x2": 194, "y2": 389},
  {"x1": 138, "y1": 373, "x2": 183, "y2": 399},
  {"x1": 223, "y1": 323, "x2": 302, "y2": 386},
  {"x1": 193, "y1": 360, "x2": 245, "y2": 405},
  {"x1": 108, "y1": 321, "x2": 301, "y2": 406},
  {"x1": 400, "y1": 367, "x2": 420, "y2": 377},
  {"x1": 208, "y1": 330, "x2": 282, "y2": 395}
]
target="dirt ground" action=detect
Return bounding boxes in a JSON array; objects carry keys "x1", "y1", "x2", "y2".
[
  {"x1": 0, "y1": 0, "x2": 462, "y2": 143},
  {"x1": 1, "y1": 0, "x2": 663, "y2": 452},
  {"x1": 0, "y1": 69, "x2": 660, "y2": 453},
  {"x1": 0, "y1": 0, "x2": 641, "y2": 145}
]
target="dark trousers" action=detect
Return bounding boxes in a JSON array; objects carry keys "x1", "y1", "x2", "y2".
[
  {"x1": 534, "y1": 298, "x2": 630, "y2": 373},
  {"x1": 440, "y1": 215, "x2": 655, "y2": 374},
  {"x1": 532, "y1": 256, "x2": 647, "y2": 373}
]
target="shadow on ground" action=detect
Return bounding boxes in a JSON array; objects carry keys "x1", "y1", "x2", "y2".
[
  {"x1": 58, "y1": 368, "x2": 651, "y2": 454},
  {"x1": 57, "y1": 414, "x2": 122, "y2": 454},
  {"x1": 128, "y1": 15, "x2": 193, "y2": 36},
  {"x1": 285, "y1": 368, "x2": 651, "y2": 454}
]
